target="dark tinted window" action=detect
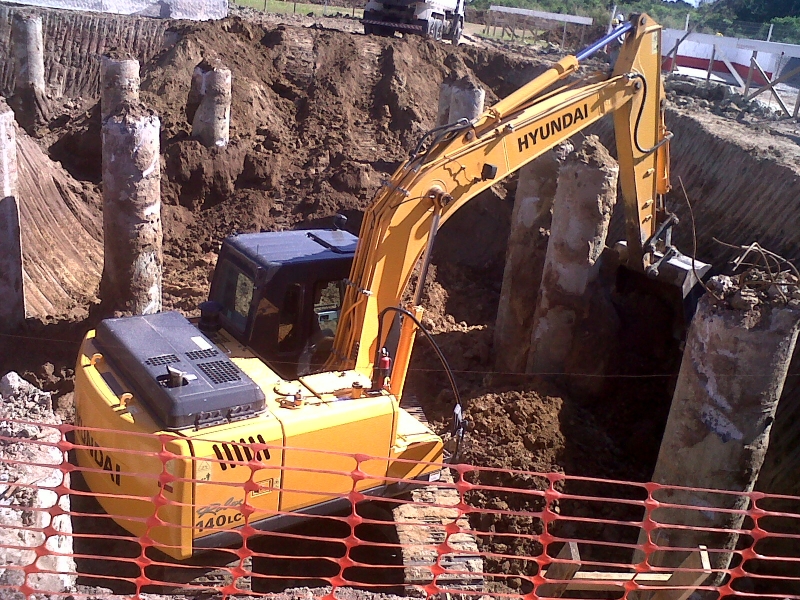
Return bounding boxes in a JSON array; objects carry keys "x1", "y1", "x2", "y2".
[
  {"x1": 278, "y1": 284, "x2": 303, "y2": 352},
  {"x1": 313, "y1": 280, "x2": 344, "y2": 336},
  {"x1": 212, "y1": 259, "x2": 255, "y2": 333}
]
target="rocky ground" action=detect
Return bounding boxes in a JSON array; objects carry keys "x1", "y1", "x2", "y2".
[{"x1": 0, "y1": 373, "x2": 75, "y2": 596}]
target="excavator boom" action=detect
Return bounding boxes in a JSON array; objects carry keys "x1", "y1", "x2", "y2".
[{"x1": 332, "y1": 14, "x2": 674, "y2": 377}]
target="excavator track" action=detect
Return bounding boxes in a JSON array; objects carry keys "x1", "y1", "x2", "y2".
[{"x1": 394, "y1": 397, "x2": 485, "y2": 598}]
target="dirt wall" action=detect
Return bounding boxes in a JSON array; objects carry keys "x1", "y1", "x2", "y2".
[
  {"x1": 0, "y1": 4, "x2": 172, "y2": 99},
  {"x1": 16, "y1": 126, "x2": 102, "y2": 317},
  {"x1": 592, "y1": 108, "x2": 800, "y2": 266}
]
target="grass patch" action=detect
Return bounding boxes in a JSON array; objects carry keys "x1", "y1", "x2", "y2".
[{"x1": 234, "y1": 0, "x2": 364, "y2": 18}]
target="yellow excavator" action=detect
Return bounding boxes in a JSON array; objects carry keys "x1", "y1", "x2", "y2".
[{"x1": 74, "y1": 14, "x2": 704, "y2": 564}]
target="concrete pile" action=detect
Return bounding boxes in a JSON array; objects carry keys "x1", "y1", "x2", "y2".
[
  {"x1": 187, "y1": 58, "x2": 232, "y2": 148},
  {"x1": 645, "y1": 271, "x2": 800, "y2": 578},
  {"x1": 436, "y1": 76, "x2": 485, "y2": 126},
  {"x1": 8, "y1": 13, "x2": 51, "y2": 131},
  {"x1": 494, "y1": 142, "x2": 571, "y2": 374},
  {"x1": 100, "y1": 103, "x2": 163, "y2": 316},
  {"x1": 0, "y1": 372, "x2": 76, "y2": 598},
  {"x1": 495, "y1": 136, "x2": 620, "y2": 389},
  {"x1": 0, "y1": 98, "x2": 24, "y2": 332},
  {"x1": 525, "y1": 137, "x2": 619, "y2": 382}
]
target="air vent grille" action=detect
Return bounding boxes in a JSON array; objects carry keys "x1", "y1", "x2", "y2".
[
  {"x1": 198, "y1": 360, "x2": 241, "y2": 384},
  {"x1": 186, "y1": 348, "x2": 219, "y2": 360},
  {"x1": 212, "y1": 435, "x2": 270, "y2": 471},
  {"x1": 144, "y1": 354, "x2": 180, "y2": 367}
]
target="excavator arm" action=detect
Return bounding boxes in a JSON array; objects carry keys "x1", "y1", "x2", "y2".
[{"x1": 332, "y1": 14, "x2": 672, "y2": 377}]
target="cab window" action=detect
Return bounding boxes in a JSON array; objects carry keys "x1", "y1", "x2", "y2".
[
  {"x1": 250, "y1": 295, "x2": 279, "y2": 359},
  {"x1": 278, "y1": 284, "x2": 303, "y2": 352},
  {"x1": 212, "y1": 259, "x2": 255, "y2": 332},
  {"x1": 313, "y1": 280, "x2": 344, "y2": 336}
]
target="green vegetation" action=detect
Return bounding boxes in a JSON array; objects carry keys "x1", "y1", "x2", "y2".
[
  {"x1": 468, "y1": 0, "x2": 800, "y2": 44},
  {"x1": 234, "y1": 0, "x2": 363, "y2": 17},
  {"x1": 698, "y1": 1, "x2": 800, "y2": 43}
]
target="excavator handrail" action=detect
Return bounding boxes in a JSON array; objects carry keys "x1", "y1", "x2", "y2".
[{"x1": 330, "y1": 13, "x2": 672, "y2": 378}]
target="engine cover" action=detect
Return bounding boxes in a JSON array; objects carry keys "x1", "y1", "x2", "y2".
[{"x1": 95, "y1": 311, "x2": 266, "y2": 430}]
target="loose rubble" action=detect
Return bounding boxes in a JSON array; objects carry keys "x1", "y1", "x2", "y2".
[
  {"x1": 707, "y1": 269, "x2": 800, "y2": 311},
  {"x1": 0, "y1": 372, "x2": 76, "y2": 598},
  {"x1": 665, "y1": 74, "x2": 784, "y2": 121}
]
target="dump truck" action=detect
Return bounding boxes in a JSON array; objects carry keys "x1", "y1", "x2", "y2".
[{"x1": 362, "y1": 0, "x2": 465, "y2": 43}]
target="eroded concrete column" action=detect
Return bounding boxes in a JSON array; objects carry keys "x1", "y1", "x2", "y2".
[
  {"x1": 101, "y1": 55, "x2": 140, "y2": 121},
  {"x1": 526, "y1": 136, "x2": 619, "y2": 377},
  {"x1": 12, "y1": 14, "x2": 45, "y2": 95},
  {"x1": 11, "y1": 13, "x2": 50, "y2": 131},
  {"x1": 449, "y1": 76, "x2": 485, "y2": 123},
  {"x1": 100, "y1": 103, "x2": 162, "y2": 315},
  {"x1": 494, "y1": 143, "x2": 571, "y2": 373},
  {"x1": 0, "y1": 5, "x2": 11, "y2": 29},
  {"x1": 188, "y1": 59, "x2": 231, "y2": 148},
  {"x1": 435, "y1": 82, "x2": 453, "y2": 127},
  {"x1": 642, "y1": 275, "x2": 800, "y2": 579},
  {"x1": 0, "y1": 99, "x2": 24, "y2": 332},
  {"x1": 436, "y1": 76, "x2": 485, "y2": 126}
]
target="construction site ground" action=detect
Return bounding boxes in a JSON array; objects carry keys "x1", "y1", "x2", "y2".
[{"x1": 2, "y1": 4, "x2": 800, "y2": 596}]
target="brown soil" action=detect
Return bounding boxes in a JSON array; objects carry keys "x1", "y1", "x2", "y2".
[
  {"x1": 3, "y1": 6, "x2": 800, "y2": 592},
  {"x1": 31, "y1": 16, "x2": 553, "y2": 318}
]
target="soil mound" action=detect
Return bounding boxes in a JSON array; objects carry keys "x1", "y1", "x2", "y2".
[{"x1": 38, "y1": 17, "x2": 548, "y2": 313}]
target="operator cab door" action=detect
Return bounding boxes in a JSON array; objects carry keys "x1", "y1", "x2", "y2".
[
  {"x1": 210, "y1": 253, "x2": 259, "y2": 338},
  {"x1": 210, "y1": 231, "x2": 356, "y2": 380},
  {"x1": 248, "y1": 275, "x2": 346, "y2": 379}
]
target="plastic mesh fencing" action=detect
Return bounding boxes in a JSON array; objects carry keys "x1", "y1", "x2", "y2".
[{"x1": 2, "y1": 418, "x2": 800, "y2": 600}]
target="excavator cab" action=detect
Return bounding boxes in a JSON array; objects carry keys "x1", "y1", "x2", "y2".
[{"x1": 207, "y1": 228, "x2": 357, "y2": 379}]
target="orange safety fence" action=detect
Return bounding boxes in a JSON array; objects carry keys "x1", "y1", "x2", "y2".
[{"x1": 1, "y1": 418, "x2": 800, "y2": 599}]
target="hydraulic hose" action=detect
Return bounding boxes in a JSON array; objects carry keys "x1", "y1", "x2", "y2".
[{"x1": 374, "y1": 306, "x2": 466, "y2": 462}]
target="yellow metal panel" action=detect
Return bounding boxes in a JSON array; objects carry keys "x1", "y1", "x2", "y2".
[
  {"x1": 299, "y1": 370, "x2": 372, "y2": 396},
  {"x1": 388, "y1": 408, "x2": 444, "y2": 481},
  {"x1": 75, "y1": 330, "x2": 291, "y2": 558},
  {"x1": 389, "y1": 306, "x2": 424, "y2": 399},
  {"x1": 613, "y1": 14, "x2": 666, "y2": 266},
  {"x1": 74, "y1": 334, "x2": 193, "y2": 559},
  {"x1": 189, "y1": 416, "x2": 284, "y2": 541},
  {"x1": 277, "y1": 394, "x2": 395, "y2": 511},
  {"x1": 76, "y1": 320, "x2": 443, "y2": 559}
]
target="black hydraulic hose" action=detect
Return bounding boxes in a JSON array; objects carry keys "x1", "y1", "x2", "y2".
[
  {"x1": 630, "y1": 72, "x2": 674, "y2": 156},
  {"x1": 374, "y1": 306, "x2": 466, "y2": 462},
  {"x1": 409, "y1": 118, "x2": 471, "y2": 162},
  {"x1": 574, "y1": 17, "x2": 672, "y2": 157}
]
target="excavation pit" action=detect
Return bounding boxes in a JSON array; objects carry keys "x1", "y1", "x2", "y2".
[{"x1": 1, "y1": 6, "x2": 800, "y2": 598}]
